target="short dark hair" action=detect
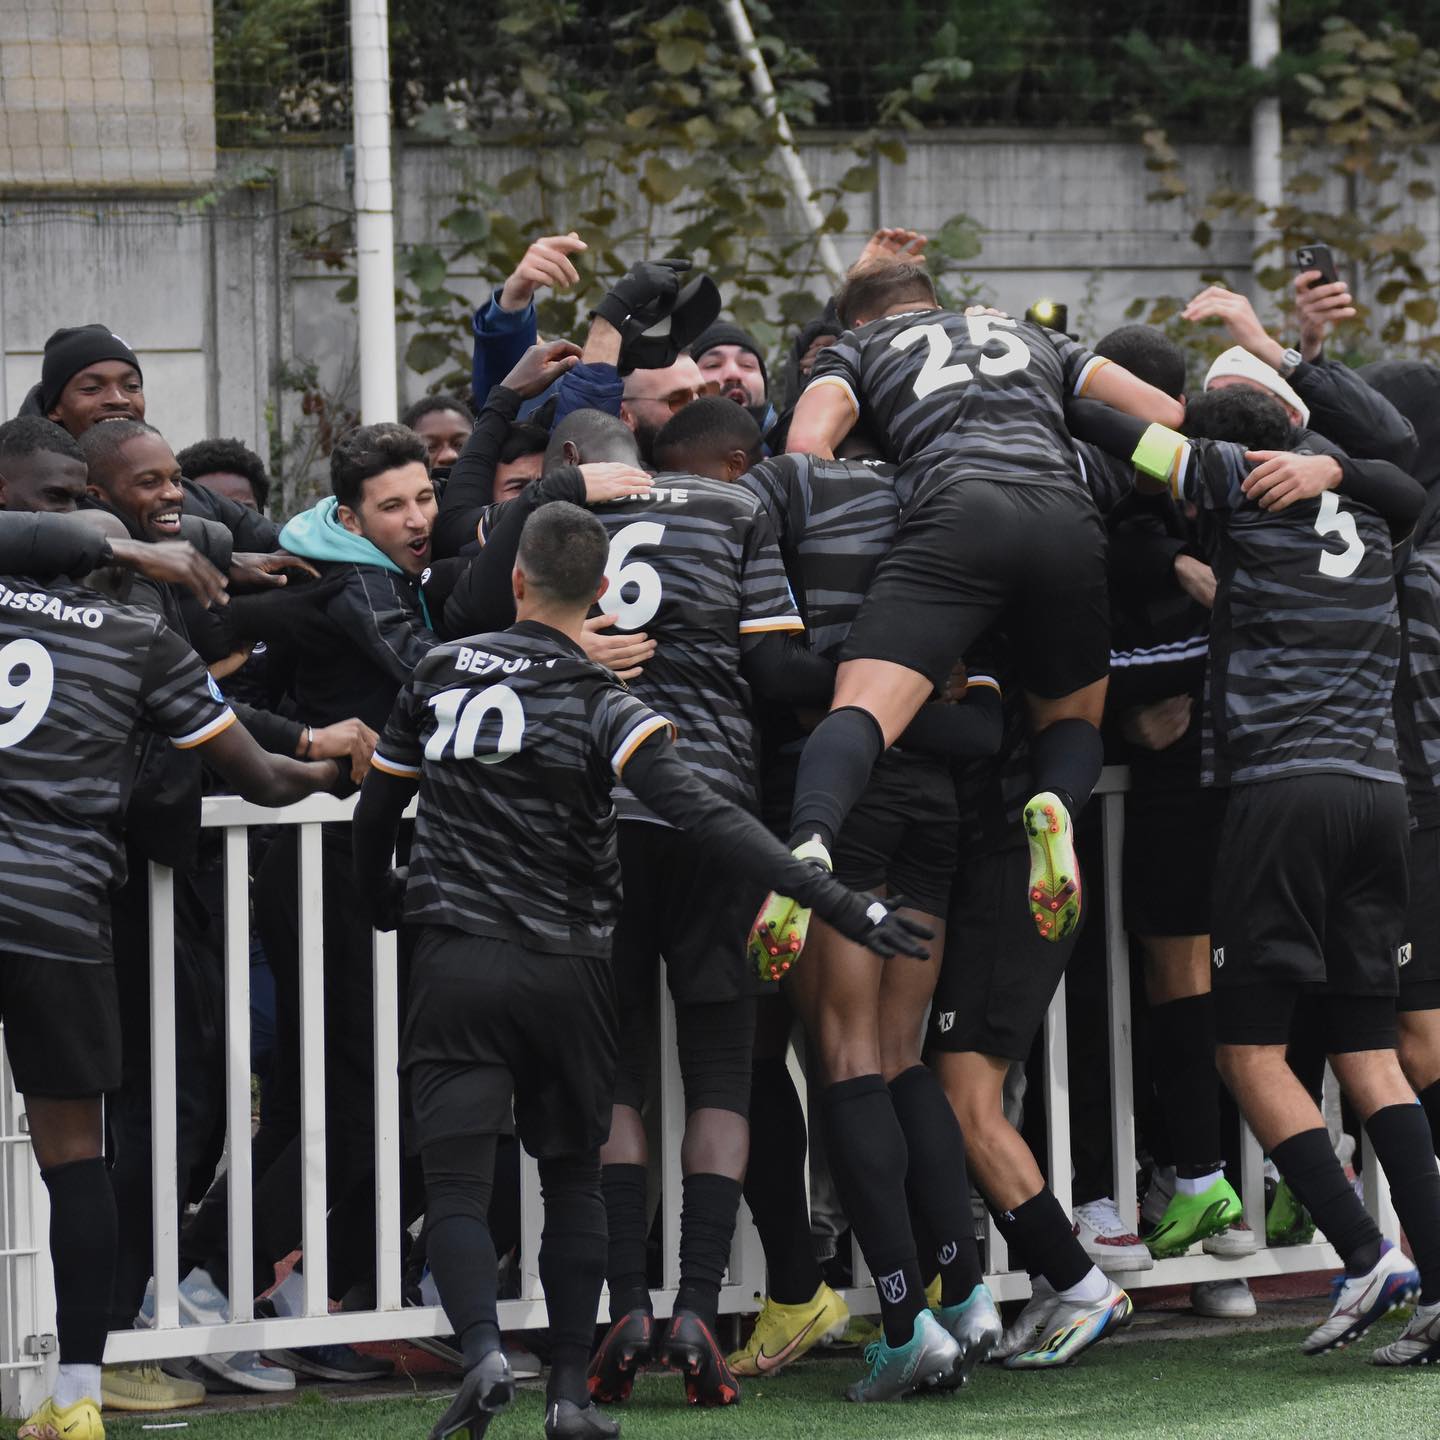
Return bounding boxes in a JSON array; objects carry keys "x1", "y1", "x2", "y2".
[
  {"x1": 544, "y1": 408, "x2": 641, "y2": 471},
  {"x1": 78, "y1": 419, "x2": 164, "y2": 488},
  {"x1": 401, "y1": 394, "x2": 474, "y2": 430},
  {"x1": 499, "y1": 420, "x2": 550, "y2": 466},
  {"x1": 834, "y1": 262, "x2": 937, "y2": 329},
  {"x1": 1182, "y1": 387, "x2": 1295, "y2": 452},
  {"x1": 516, "y1": 501, "x2": 609, "y2": 605},
  {"x1": 330, "y1": 422, "x2": 429, "y2": 509},
  {"x1": 0, "y1": 417, "x2": 84, "y2": 466},
  {"x1": 174, "y1": 437, "x2": 272, "y2": 511},
  {"x1": 652, "y1": 395, "x2": 761, "y2": 470},
  {"x1": 1093, "y1": 325, "x2": 1187, "y2": 400}
]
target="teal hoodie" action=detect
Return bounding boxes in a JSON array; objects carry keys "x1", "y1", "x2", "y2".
[{"x1": 279, "y1": 496, "x2": 403, "y2": 573}]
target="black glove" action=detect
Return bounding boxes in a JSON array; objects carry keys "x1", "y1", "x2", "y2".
[
  {"x1": 365, "y1": 865, "x2": 409, "y2": 932},
  {"x1": 825, "y1": 887, "x2": 934, "y2": 960},
  {"x1": 593, "y1": 258, "x2": 694, "y2": 344}
]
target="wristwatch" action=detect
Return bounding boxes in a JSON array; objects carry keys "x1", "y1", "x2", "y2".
[{"x1": 1277, "y1": 347, "x2": 1304, "y2": 378}]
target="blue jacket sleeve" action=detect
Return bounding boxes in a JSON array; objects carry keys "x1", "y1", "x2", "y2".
[
  {"x1": 470, "y1": 287, "x2": 538, "y2": 413},
  {"x1": 552, "y1": 361, "x2": 624, "y2": 424}
]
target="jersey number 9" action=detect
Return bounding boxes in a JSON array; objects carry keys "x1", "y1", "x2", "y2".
[
  {"x1": 0, "y1": 638, "x2": 56, "y2": 750},
  {"x1": 425, "y1": 683, "x2": 525, "y2": 763}
]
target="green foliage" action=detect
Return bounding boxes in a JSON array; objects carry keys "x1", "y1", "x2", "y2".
[{"x1": 1127, "y1": 16, "x2": 1440, "y2": 360}]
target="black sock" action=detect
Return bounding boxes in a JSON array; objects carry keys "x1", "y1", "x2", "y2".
[
  {"x1": 820, "y1": 1075, "x2": 924, "y2": 1347},
  {"x1": 538, "y1": 1154, "x2": 608, "y2": 1407},
  {"x1": 1149, "y1": 994, "x2": 1223, "y2": 1178},
  {"x1": 1029, "y1": 717, "x2": 1105, "y2": 817},
  {"x1": 788, "y1": 707, "x2": 884, "y2": 851},
  {"x1": 601, "y1": 1163, "x2": 651, "y2": 1321},
  {"x1": 675, "y1": 1173, "x2": 743, "y2": 1326},
  {"x1": 1366, "y1": 1104, "x2": 1440, "y2": 1303},
  {"x1": 44, "y1": 1158, "x2": 116, "y2": 1365},
  {"x1": 743, "y1": 1059, "x2": 824, "y2": 1305},
  {"x1": 1271, "y1": 1127, "x2": 1381, "y2": 1277},
  {"x1": 992, "y1": 1189, "x2": 1092, "y2": 1294},
  {"x1": 1420, "y1": 1080, "x2": 1440, "y2": 1155},
  {"x1": 421, "y1": 1135, "x2": 501, "y2": 1368},
  {"x1": 888, "y1": 1065, "x2": 984, "y2": 1305}
]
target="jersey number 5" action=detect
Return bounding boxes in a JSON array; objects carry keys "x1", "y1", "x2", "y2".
[
  {"x1": 890, "y1": 316, "x2": 1032, "y2": 399},
  {"x1": 425, "y1": 683, "x2": 524, "y2": 763},
  {"x1": 1313, "y1": 492, "x2": 1365, "y2": 579},
  {"x1": 0, "y1": 638, "x2": 55, "y2": 749},
  {"x1": 599, "y1": 521, "x2": 666, "y2": 630}
]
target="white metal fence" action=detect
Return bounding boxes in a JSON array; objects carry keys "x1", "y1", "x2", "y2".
[{"x1": 0, "y1": 768, "x2": 1399, "y2": 1416}]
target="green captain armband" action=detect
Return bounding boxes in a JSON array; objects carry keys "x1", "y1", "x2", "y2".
[{"x1": 1131, "y1": 422, "x2": 1186, "y2": 490}]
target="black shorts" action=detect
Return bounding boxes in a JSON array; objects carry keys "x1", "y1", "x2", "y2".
[
  {"x1": 612, "y1": 821, "x2": 761, "y2": 1007},
  {"x1": 928, "y1": 846, "x2": 1079, "y2": 1061},
  {"x1": 401, "y1": 926, "x2": 618, "y2": 1159},
  {"x1": 1, "y1": 954, "x2": 121, "y2": 1098},
  {"x1": 842, "y1": 479, "x2": 1109, "y2": 699},
  {"x1": 830, "y1": 750, "x2": 959, "y2": 918},
  {"x1": 1122, "y1": 782, "x2": 1226, "y2": 937},
  {"x1": 1210, "y1": 775, "x2": 1409, "y2": 996},
  {"x1": 1400, "y1": 824, "x2": 1440, "y2": 1011}
]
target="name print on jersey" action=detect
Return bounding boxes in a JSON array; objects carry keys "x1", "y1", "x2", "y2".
[{"x1": 0, "y1": 582, "x2": 103, "y2": 629}]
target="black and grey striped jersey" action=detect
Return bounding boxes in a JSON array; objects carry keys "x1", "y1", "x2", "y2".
[
  {"x1": 578, "y1": 474, "x2": 804, "y2": 819},
  {"x1": 807, "y1": 309, "x2": 1108, "y2": 502},
  {"x1": 0, "y1": 575, "x2": 235, "y2": 965},
  {"x1": 1397, "y1": 496, "x2": 1440, "y2": 827},
  {"x1": 1158, "y1": 442, "x2": 1404, "y2": 787},
  {"x1": 741, "y1": 453, "x2": 899, "y2": 659},
  {"x1": 372, "y1": 620, "x2": 674, "y2": 956}
]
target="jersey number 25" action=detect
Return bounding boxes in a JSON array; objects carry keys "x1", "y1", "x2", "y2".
[{"x1": 890, "y1": 316, "x2": 1032, "y2": 399}]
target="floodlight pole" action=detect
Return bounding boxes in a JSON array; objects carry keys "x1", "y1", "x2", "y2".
[
  {"x1": 350, "y1": 0, "x2": 398, "y2": 422},
  {"x1": 720, "y1": 0, "x2": 847, "y2": 287},
  {"x1": 1250, "y1": 0, "x2": 1283, "y2": 275}
]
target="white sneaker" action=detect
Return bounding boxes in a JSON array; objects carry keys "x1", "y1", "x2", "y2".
[
  {"x1": 990, "y1": 1277, "x2": 1057, "y2": 1362},
  {"x1": 1302, "y1": 1242, "x2": 1420, "y2": 1354},
  {"x1": 1372, "y1": 1299, "x2": 1440, "y2": 1365},
  {"x1": 193, "y1": 1349, "x2": 296, "y2": 1393},
  {"x1": 1203, "y1": 1220, "x2": 1258, "y2": 1259},
  {"x1": 1073, "y1": 1197, "x2": 1153, "y2": 1273},
  {"x1": 178, "y1": 1268, "x2": 231, "y2": 1327},
  {"x1": 1191, "y1": 1278, "x2": 1256, "y2": 1319}
]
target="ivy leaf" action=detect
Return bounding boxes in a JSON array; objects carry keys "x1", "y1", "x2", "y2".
[
  {"x1": 641, "y1": 156, "x2": 687, "y2": 203},
  {"x1": 1405, "y1": 296, "x2": 1438, "y2": 327},
  {"x1": 405, "y1": 332, "x2": 455, "y2": 375},
  {"x1": 442, "y1": 208, "x2": 489, "y2": 244},
  {"x1": 657, "y1": 38, "x2": 706, "y2": 75},
  {"x1": 335, "y1": 277, "x2": 357, "y2": 305},
  {"x1": 875, "y1": 139, "x2": 907, "y2": 165},
  {"x1": 839, "y1": 162, "x2": 874, "y2": 193},
  {"x1": 933, "y1": 214, "x2": 983, "y2": 261},
  {"x1": 778, "y1": 289, "x2": 823, "y2": 325},
  {"x1": 401, "y1": 246, "x2": 448, "y2": 294}
]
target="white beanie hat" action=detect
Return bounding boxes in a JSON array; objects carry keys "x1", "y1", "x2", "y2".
[{"x1": 1202, "y1": 345, "x2": 1310, "y2": 428}]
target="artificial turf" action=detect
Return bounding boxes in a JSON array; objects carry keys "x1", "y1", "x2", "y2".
[{"x1": 105, "y1": 1324, "x2": 1438, "y2": 1440}]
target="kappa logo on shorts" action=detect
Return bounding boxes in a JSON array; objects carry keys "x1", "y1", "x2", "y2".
[
  {"x1": 1399, "y1": 942, "x2": 1413, "y2": 968},
  {"x1": 937, "y1": 1011, "x2": 955, "y2": 1033},
  {"x1": 1212, "y1": 946, "x2": 1225, "y2": 970},
  {"x1": 937, "y1": 1241, "x2": 958, "y2": 1266},
  {"x1": 877, "y1": 1269, "x2": 909, "y2": 1305}
]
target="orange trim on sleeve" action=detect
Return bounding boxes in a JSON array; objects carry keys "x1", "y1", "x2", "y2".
[
  {"x1": 171, "y1": 709, "x2": 238, "y2": 750},
  {"x1": 372, "y1": 753, "x2": 421, "y2": 779},
  {"x1": 613, "y1": 718, "x2": 677, "y2": 777},
  {"x1": 1075, "y1": 356, "x2": 1112, "y2": 398},
  {"x1": 805, "y1": 374, "x2": 860, "y2": 417}
]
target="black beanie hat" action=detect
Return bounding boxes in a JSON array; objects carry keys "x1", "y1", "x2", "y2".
[
  {"x1": 40, "y1": 324, "x2": 142, "y2": 413},
  {"x1": 690, "y1": 321, "x2": 768, "y2": 392}
]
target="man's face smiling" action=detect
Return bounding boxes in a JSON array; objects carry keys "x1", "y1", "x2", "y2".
[
  {"x1": 339, "y1": 463, "x2": 436, "y2": 575},
  {"x1": 49, "y1": 361, "x2": 145, "y2": 436},
  {"x1": 89, "y1": 433, "x2": 184, "y2": 541}
]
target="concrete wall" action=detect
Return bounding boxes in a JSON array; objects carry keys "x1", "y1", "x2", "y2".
[{"x1": 3, "y1": 129, "x2": 1437, "y2": 510}]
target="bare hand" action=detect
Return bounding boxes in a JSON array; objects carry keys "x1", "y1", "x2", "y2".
[
  {"x1": 305, "y1": 717, "x2": 378, "y2": 785},
  {"x1": 581, "y1": 613, "x2": 656, "y2": 681},
  {"x1": 230, "y1": 550, "x2": 320, "y2": 590},
  {"x1": 1242, "y1": 450, "x2": 1342, "y2": 511},
  {"x1": 1121, "y1": 694, "x2": 1194, "y2": 752},
  {"x1": 1173, "y1": 553, "x2": 1217, "y2": 609},
  {"x1": 579, "y1": 463, "x2": 653, "y2": 504},
  {"x1": 855, "y1": 227, "x2": 928, "y2": 270},
  {"x1": 498, "y1": 232, "x2": 588, "y2": 312},
  {"x1": 109, "y1": 537, "x2": 229, "y2": 608},
  {"x1": 501, "y1": 339, "x2": 584, "y2": 399},
  {"x1": 1181, "y1": 285, "x2": 1280, "y2": 366},
  {"x1": 208, "y1": 647, "x2": 253, "y2": 682},
  {"x1": 964, "y1": 304, "x2": 1008, "y2": 319},
  {"x1": 1294, "y1": 273, "x2": 1357, "y2": 362}
]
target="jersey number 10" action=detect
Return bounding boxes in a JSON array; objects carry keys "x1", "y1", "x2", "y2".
[
  {"x1": 425, "y1": 683, "x2": 524, "y2": 763},
  {"x1": 890, "y1": 316, "x2": 1033, "y2": 399}
]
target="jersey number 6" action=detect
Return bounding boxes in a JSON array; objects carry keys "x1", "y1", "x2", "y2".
[
  {"x1": 1313, "y1": 492, "x2": 1365, "y2": 579},
  {"x1": 599, "y1": 521, "x2": 666, "y2": 630},
  {"x1": 890, "y1": 316, "x2": 1032, "y2": 399},
  {"x1": 0, "y1": 638, "x2": 55, "y2": 750},
  {"x1": 425, "y1": 683, "x2": 525, "y2": 763}
]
